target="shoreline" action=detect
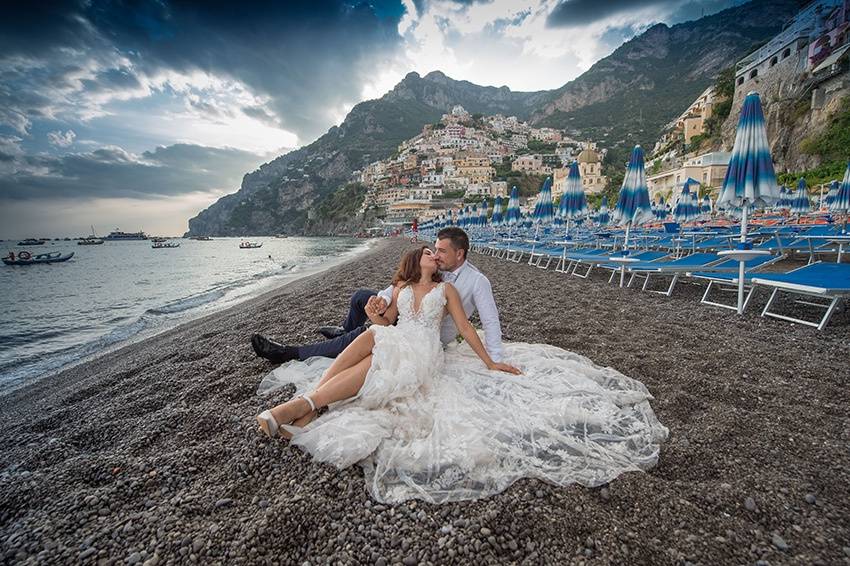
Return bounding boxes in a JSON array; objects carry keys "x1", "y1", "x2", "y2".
[
  {"x1": 1, "y1": 238, "x2": 848, "y2": 565},
  {"x1": 0, "y1": 237, "x2": 379, "y2": 398}
]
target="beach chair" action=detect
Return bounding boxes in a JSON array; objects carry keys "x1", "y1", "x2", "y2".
[
  {"x1": 581, "y1": 250, "x2": 668, "y2": 279},
  {"x1": 688, "y1": 254, "x2": 787, "y2": 311},
  {"x1": 750, "y1": 262, "x2": 850, "y2": 330},
  {"x1": 619, "y1": 253, "x2": 727, "y2": 296}
]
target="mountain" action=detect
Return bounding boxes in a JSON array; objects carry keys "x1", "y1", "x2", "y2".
[{"x1": 186, "y1": 0, "x2": 800, "y2": 237}]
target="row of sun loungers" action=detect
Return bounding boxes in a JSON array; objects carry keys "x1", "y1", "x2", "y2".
[{"x1": 469, "y1": 225, "x2": 850, "y2": 330}]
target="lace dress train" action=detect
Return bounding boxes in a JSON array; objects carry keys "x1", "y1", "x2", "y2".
[{"x1": 258, "y1": 283, "x2": 667, "y2": 503}]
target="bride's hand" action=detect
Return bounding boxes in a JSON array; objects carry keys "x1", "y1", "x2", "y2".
[{"x1": 488, "y1": 362, "x2": 522, "y2": 375}]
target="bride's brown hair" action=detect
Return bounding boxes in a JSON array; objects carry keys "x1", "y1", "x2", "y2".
[{"x1": 392, "y1": 246, "x2": 442, "y2": 286}]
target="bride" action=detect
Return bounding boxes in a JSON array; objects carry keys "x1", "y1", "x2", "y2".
[{"x1": 256, "y1": 246, "x2": 667, "y2": 504}]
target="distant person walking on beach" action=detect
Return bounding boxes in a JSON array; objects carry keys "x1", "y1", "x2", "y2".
[
  {"x1": 251, "y1": 227, "x2": 505, "y2": 365},
  {"x1": 255, "y1": 241, "x2": 667, "y2": 504}
]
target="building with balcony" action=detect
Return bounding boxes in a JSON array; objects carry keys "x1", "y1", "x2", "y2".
[{"x1": 646, "y1": 151, "x2": 730, "y2": 200}]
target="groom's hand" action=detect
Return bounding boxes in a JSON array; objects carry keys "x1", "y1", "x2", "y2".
[{"x1": 366, "y1": 296, "x2": 388, "y2": 316}]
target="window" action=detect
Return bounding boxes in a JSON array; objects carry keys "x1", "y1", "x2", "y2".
[
  {"x1": 749, "y1": 69, "x2": 758, "y2": 79},
  {"x1": 782, "y1": 47, "x2": 791, "y2": 59},
  {"x1": 770, "y1": 56, "x2": 778, "y2": 67},
  {"x1": 737, "y1": 76, "x2": 744, "y2": 86}
]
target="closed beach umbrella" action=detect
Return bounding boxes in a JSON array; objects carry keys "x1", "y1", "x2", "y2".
[
  {"x1": 825, "y1": 180, "x2": 839, "y2": 208},
  {"x1": 558, "y1": 162, "x2": 587, "y2": 238},
  {"x1": 492, "y1": 196, "x2": 504, "y2": 226},
  {"x1": 597, "y1": 196, "x2": 610, "y2": 226},
  {"x1": 533, "y1": 177, "x2": 555, "y2": 225},
  {"x1": 506, "y1": 186, "x2": 521, "y2": 227},
  {"x1": 654, "y1": 196, "x2": 667, "y2": 221},
  {"x1": 613, "y1": 145, "x2": 654, "y2": 246},
  {"x1": 829, "y1": 161, "x2": 850, "y2": 233},
  {"x1": 674, "y1": 180, "x2": 700, "y2": 224},
  {"x1": 790, "y1": 178, "x2": 811, "y2": 216},
  {"x1": 479, "y1": 199, "x2": 488, "y2": 227},
  {"x1": 777, "y1": 186, "x2": 790, "y2": 210},
  {"x1": 716, "y1": 91, "x2": 780, "y2": 314},
  {"x1": 701, "y1": 195, "x2": 712, "y2": 216}
]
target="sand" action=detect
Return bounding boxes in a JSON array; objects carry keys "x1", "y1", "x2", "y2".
[{"x1": 1, "y1": 237, "x2": 848, "y2": 566}]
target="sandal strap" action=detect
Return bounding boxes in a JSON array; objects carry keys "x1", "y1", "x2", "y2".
[{"x1": 301, "y1": 394, "x2": 317, "y2": 412}]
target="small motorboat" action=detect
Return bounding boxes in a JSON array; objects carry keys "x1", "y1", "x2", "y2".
[
  {"x1": 189, "y1": 236, "x2": 212, "y2": 241},
  {"x1": 152, "y1": 241, "x2": 180, "y2": 248},
  {"x1": 78, "y1": 226, "x2": 104, "y2": 245},
  {"x1": 17, "y1": 238, "x2": 46, "y2": 246},
  {"x1": 239, "y1": 241, "x2": 263, "y2": 249},
  {"x1": 3, "y1": 251, "x2": 74, "y2": 265}
]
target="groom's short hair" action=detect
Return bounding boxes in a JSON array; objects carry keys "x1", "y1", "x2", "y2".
[{"x1": 437, "y1": 227, "x2": 469, "y2": 259}]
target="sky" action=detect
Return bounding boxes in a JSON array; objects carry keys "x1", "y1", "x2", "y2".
[{"x1": 0, "y1": 0, "x2": 743, "y2": 238}]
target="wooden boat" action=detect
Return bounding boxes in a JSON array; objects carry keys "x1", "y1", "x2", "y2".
[
  {"x1": 239, "y1": 241, "x2": 262, "y2": 249},
  {"x1": 3, "y1": 251, "x2": 74, "y2": 265}
]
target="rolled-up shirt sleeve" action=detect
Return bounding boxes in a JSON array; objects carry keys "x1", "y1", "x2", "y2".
[
  {"x1": 377, "y1": 284, "x2": 394, "y2": 306},
  {"x1": 473, "y1": 276, "x2": 504, "y2": 363}
]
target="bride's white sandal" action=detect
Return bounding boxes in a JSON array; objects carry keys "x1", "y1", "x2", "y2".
[{"x1": 256, "y1": 394, "x2": 317, "y2": 439}]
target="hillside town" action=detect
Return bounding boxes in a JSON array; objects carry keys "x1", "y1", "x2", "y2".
[{"x1": 354, "y1": 105, "x2": 608, "y2": 226}]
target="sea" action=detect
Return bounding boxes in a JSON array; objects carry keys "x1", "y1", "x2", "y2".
[{"x1": 0, "y1": 237, "x2": 374, "y2": 391}]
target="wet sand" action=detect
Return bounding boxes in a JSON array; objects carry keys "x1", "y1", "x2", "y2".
[{"x1": 1, "y1": 237, "x2": 848, "y2": 565}]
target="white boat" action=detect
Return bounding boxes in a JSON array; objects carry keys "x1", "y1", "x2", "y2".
[
  {"x1": 78, "y1": 226, "x2": 104, "y2": 245},
  {"x1": 239, "y1": 241, "x2": 263, "y2": 249},
  {"x1": 152, "y1": 241, "x2": 180, "y2": 248}
]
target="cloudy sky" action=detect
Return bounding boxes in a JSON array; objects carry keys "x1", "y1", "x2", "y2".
[{"x1": 0, "y1": 0, "x2": 742, "y2": 238}]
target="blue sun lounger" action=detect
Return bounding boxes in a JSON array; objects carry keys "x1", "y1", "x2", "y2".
[
  {"x1": 688, "y1": 254, "x2": 786, "y2": 311},
  {"x1": 612, "y1": 253, "x2": 726, "y2": 296},
  {"x1": 750, "y1": 262, "x2": 850, "y2": 330}
]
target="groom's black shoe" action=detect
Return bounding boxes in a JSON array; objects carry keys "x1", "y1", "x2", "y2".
[
  {"x1": 316, "y1": 325, "x2": 346, "y2": 339},
  {"x1": 251, "y1": 333, "x2": 298, "y2": 364}
]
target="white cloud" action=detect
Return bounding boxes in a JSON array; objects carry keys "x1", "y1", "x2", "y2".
[{"x1": 47, "y1": 129, "x2": 76, "y2": 147}]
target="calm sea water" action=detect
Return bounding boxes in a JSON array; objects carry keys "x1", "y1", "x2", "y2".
[{"x1": 0, "y1": 237, "x2": 372, "y2": 389}]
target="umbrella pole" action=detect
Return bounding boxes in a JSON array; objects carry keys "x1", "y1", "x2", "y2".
[
  {"x1": 620, "y1": 223, "x2": 631, "y2": 287},
  {"x1": 736, "y1": 204, "x2": 749, "y2": 315},
  {"x1": 528, "y1": 224, "x2": 540, "y2": 265}
]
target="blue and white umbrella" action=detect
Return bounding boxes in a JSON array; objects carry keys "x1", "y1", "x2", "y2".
[
  {"x1": 825, "y1": 180, "x2": 839, "y2": 209},
  {"x1": 471, "y1": 205, "x2": 479, "y2": 227},
  {"x1": 532, "y1": 177, "x2": 555, "y2": 225},
  {"x1": 558, "y1": 161, "x2": 587, "y2": 237},
  {"x1": 492, "y1": 196, "x2": 504, "y2": 226},
  {"x1": 829, "y1": 161, "x2": 850, "y2": 233},
  {"x1": 701, "y1": 195, "x2": 713, "y2": 216},
  {"x1": 716, "y1": 91, "x2": 780, "y2": 313},
  {"x1": 789, "y1": 178, "x2": 811, "y2": 216},
  {"x1": 654, "y1": 196, "x2": 667, "y2": 221},
  {"x1": 505, "y1": 186, "x2": 521, "y2": 227},
  {"x1": 674, "y1": 179, "x2": 700, "y2": 225},
  {"x1": 597, "y1": 196, "x2": 610, "y2": 225},
  {"x1": 613, "y1": 145, "x2": 654, "y2": 246},
  {"x1": 776, "y1": 186, "x2": 789, "y2": 210},
  {"x1": 479, "y1": 199, "x2": 489, "y2": 227}
]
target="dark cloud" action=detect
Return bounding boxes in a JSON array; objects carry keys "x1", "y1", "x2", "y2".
[
  {"x1": 547, "y1": 0, "x2": 671, "y2": 27},
  {"x1": 0, "y1": 143, "x2": 271, "y2": 200},
  {"x1": 0, "y1": 1, "x2": 406, "y2": 141}
]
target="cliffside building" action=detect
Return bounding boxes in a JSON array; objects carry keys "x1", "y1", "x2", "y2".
[{"x1": 646, "y1": 151, "x2": 730, "y2": 200}]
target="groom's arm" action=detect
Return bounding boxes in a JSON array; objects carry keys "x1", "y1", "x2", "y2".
[{"x1": 473, "y1": 276, "x2": 504, "y2": 363}]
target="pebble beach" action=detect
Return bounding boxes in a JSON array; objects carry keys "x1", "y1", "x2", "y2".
[{"x1": 1, "y1": 237, "x2": 848, "y2": 566}]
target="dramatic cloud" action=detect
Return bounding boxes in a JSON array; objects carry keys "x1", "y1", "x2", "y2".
[{"x1": 0, "y1": 143, "x2": 274, "y2": 201}]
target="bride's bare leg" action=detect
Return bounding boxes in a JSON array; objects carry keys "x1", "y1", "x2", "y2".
[
  {"x1": 309, "y1": 354, "x2": 372, "y2": 409},
  {"x1": 291, "y1": 334, "x2": 375, "y2": 428}
]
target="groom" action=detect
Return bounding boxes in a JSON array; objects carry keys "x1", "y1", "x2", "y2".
[{"x1": 251, "y1": 227, "x2": 505, "y2": 364}]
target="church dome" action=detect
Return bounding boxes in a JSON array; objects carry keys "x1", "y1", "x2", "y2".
[{"x1": 577, "y1": 148, "x2": 600, "y2": 163}]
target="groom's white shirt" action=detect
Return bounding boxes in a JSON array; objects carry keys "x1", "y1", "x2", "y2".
[{"x1": 377, "y1": 260, "x2": 504, "y2": 362}]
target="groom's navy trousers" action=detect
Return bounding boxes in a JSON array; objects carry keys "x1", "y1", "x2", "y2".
[{"x1": 296, "y1": 289, "x2": 377, "y2": 360}]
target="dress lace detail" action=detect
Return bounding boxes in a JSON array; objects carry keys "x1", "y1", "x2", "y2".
[{"x1": 259, "y1": 282, "x2": 667, "y2": 503}]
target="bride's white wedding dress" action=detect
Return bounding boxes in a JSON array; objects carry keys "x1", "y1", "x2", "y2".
[{"x1": 259, "y1": 283, "x2": 667, "y2": 504}]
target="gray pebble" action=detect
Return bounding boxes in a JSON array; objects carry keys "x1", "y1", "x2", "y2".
[
  {"x1": 744, "y1": 497, "x2": 757, "y2": 511},
  {"x1": 402, "y1": 556, "x2": 418, "y2": 566},
  {"x1": 600, "y1": 487, "x2": 610, "y2": 501},
  {"x1": 804, "y1": 493, "x2": 816, "y2": 505},
  {"x1": 127, "y1": 551, "x2": 142, "y2": 564},
  {"x1": 375, "y1": 558, "x2": 387, "y2": 566},
  {"x1": 480, "y1": 527, "x2": 492, "y2": 537},
  {"x1": 215, "y1": 498, "x2": 234, "y2": 508},
  {"x1": 79, "y1": 547, "x2": 97, "y2": 560},
  {"x1": 843, "y1": 546, "x2": 850, "y2": 557},
  {"x1": 771, "y1": 533, "x2": 788, "y2": 551}
]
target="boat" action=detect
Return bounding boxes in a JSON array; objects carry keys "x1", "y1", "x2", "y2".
[
  {"x1": 189, "y1": 236, "x2": 212, "y2": 241},
  {"x1": 150, "y1": 237, "x2": 167, "y2": 243},
  {"x1": 152, "y1": 241, "x2": 180, "y2": 248},
  {"x1": 239, "y1": 241, "x2": 263, "y2": 249},
  {"x1": 105, "y1": 229, "x2": 148, "y2": 240},
  {"x1": 274, "y1": 234, "x2": 289, "y2": 239},
  {"x1": 17, "y1": 238, "x2": 46, "y2": 246},
  {"x1": 3, "y1": 251, "x2": 74, "y2": 265},
  {"x1": 78, "y1": 226, "x2": 104, "y2": 245}
]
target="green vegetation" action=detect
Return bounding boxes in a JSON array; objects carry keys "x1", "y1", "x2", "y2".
[
  {"x1": 442, "y1": 189, "x2": 467, "y2": 199},
  {"x1": 314, "y1": 183, "x2": 369, "y2": 221},
  {"x1": 527, "y1": 140, "x2": 557, "y2": 152},
  {"x1": 776, "y1": 96, "x2": 850, "y2": 187}
]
